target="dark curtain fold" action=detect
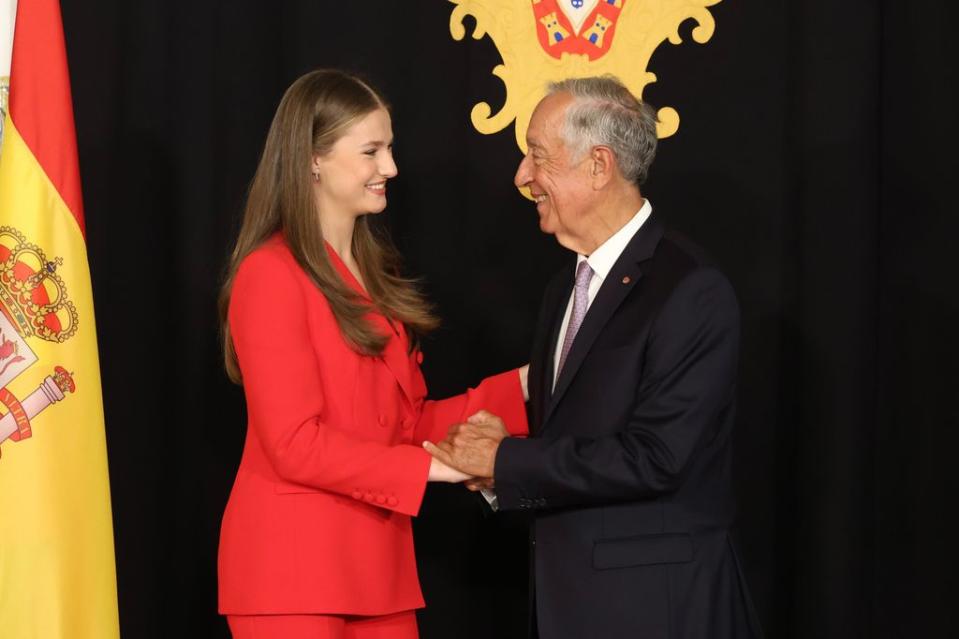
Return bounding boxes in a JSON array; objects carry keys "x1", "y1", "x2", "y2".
[{"x1": 57, "y1": 1, "x2": 957, "y2": 637}]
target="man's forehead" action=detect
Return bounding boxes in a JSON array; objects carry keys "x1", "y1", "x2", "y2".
[
  {"x1": 527, "y1": 93, "x2": 570, "y2": 145},
  {"x1": 540, "y1": 92, "x2": 572, "y2": 118}
]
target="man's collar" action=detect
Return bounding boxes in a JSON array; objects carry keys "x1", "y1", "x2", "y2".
[{"x1": 577, "y1": 199, "x2": 653, "y2": 281}]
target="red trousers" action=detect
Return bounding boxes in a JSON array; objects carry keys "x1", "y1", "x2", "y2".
[{"x1": 227, "y1": 611, "x2": 418, "y2": 639}]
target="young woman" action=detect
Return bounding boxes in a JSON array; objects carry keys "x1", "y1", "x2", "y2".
[{"x1": 217, "y1": 70, "x2": 528, "y2": 639}]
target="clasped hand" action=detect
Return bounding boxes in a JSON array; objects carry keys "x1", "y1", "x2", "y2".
[{"x1": 424, "y1": 410, "x2": 509, "y2": 487}]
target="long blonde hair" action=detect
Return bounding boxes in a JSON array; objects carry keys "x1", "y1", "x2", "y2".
[{"x1": 219, "y1": 69, "x2": 437, "y2": 384}]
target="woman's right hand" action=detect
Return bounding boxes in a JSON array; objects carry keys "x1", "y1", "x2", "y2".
[{"x1": 427, "y1": 456, "x2": 473, "y2": 483}]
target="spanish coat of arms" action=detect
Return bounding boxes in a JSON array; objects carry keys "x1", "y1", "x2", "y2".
[{"x1": 0, "y1": 226, "x2": 78, "y2": 458}]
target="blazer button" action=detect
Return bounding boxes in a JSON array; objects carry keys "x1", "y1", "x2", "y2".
[
  {"x1": 416, "y1": 351, "x2": 424, "y2": 364},
  {"x1": 352, "y1": 490, "x2": 363, "y2": 500},
  {"x1": 365, "y1": 492, "x2": 374, "y2": 502},
  {"x1": 387, "y1": 496, "x2": 398, "y2": 507},
  {"x1": 378, "y1": 415, "x2": 388, "y2": 427},
  {"x1": 376, "y1": 494, "x2": 386, "y2": 504}
]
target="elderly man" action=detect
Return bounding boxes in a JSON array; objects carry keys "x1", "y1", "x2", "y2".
[{"x1": 425, "y1": 76, "x2": 762, "y2": 639}]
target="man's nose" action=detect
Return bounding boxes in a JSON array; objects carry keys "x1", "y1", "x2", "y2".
[{"x1": 514, "y1": 154, "x2": 532, "y2": 188}]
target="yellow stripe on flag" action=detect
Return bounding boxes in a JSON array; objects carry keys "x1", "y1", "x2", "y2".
[{"x1": 0, "y1": 115, "x2": 119, "y2": 638}]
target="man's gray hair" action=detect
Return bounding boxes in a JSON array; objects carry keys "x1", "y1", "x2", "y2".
[{"x1": 548, "y1": 76, "x2": 658, "y2": 186}]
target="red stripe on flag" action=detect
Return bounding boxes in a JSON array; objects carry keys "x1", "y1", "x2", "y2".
[{"x1": 9, "y1": 0, "x2": 85, "y2": 234}]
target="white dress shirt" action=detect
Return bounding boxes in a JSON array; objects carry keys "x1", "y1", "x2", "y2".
[{"x1": 552, "y1": 199, "x2": 652, "y2": 389}]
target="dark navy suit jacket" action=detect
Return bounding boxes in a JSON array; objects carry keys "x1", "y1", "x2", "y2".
[{"x1": 495, "y1": 213, "x2": 763, "y2": 639}]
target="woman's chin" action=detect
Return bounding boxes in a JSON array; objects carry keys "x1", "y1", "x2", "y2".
[{"x1": 366, "y1": 197, "x2": 388, "y2": 214}]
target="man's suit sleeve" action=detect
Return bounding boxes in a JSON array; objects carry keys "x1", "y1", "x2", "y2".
[
  {"x1": 230, "y1": 250, "x2": 432, "y2": 517},
  {"x1": 493, "y1": 266, "x2": 739, "y2": 511}
]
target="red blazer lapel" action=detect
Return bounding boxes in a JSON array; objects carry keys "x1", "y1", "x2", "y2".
[
  {"x1": 325, "y1": 243, "x2": 416, "y2": 406},
  {"x1": 376, "y1": 317, "x2": 416, "y2": 406}
]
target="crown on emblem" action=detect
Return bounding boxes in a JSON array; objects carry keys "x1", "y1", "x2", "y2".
[{"x1": 0, "y1": 226, "x2": 79, "y2": 343}]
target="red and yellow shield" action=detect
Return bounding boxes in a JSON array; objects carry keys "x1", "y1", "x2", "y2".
[{"x1": 533, "y1": 0, "x2": 625, "y2": 61}]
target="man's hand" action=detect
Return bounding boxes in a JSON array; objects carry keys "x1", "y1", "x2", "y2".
[
  {"x1": 464, "y1": 477, "x2": 495, "y2": 492},
  {"x1": 423, "y1": 410, "x2": 510, "y2": 478}
]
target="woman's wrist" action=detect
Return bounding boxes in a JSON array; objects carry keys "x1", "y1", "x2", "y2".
[
  {"x1": 427, "y1": 456, "x2": 471, "y2": 483},
  {"x1": 518, "y1": 364, "x2": 530, "y2": 402}
]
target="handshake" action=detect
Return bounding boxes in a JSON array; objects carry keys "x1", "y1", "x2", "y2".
[{"x1": 423, "y1": 410, "x2": 509, "y2": 491}]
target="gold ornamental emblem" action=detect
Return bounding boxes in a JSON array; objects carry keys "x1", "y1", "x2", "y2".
[{"x1": 448, "y1": 0, "x2": 721, "y2": 151}]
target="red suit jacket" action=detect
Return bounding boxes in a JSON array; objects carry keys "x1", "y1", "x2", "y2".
[{"x1": 218, "y1": 234, "x2": 528, "y2": 616}]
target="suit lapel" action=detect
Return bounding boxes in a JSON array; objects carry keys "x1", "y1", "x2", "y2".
[
  {"x1": 543, "y1": 267, "x2": 573, "y2": 401},
  {"x1": 325, "y1": 243, "x2": 416, "y2": 406},
  {"x1": 542, "y1": 214, "x2": 664, "y2": 428},
  {"x1": 376, "y1": 318, "x2": 415, "y2": 406},
  {"x1": 529, "y1": 267, "x2": 574, "y2": 435}
]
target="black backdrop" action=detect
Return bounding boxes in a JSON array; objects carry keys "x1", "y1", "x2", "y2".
[{"x1": 56, "y1": 1, "x2": 957, "y2": 637}]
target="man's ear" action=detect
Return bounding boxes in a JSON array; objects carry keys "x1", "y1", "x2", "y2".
[{"x1": 590, "y1": 146, "x2": 616, "y2": 189}]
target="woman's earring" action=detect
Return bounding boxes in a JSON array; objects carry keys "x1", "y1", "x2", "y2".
[{"x1": 312, "y1": 171, "x2": 320, "y2": 182}]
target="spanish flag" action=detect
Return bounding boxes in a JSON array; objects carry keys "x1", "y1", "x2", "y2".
[{"x1": 0, "y1": 1, "x2": 120, "y2": 637}]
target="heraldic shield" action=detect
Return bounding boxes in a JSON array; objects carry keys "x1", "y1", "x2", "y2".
[{"x1": 0, "y1": 226, "x2": 78, "y2": 457}]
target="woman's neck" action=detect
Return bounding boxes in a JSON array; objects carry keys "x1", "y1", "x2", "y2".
[
  {"x1": 320, "y1": 214, "x2": 365, "y2": 287},
  {"x1": 322, "y1": 218, "x2": 354, "y2": 258}
]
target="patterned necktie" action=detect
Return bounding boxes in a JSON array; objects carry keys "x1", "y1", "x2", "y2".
[{"x1": 557, "y1": 260, "x2": 594, "y2": 377}]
